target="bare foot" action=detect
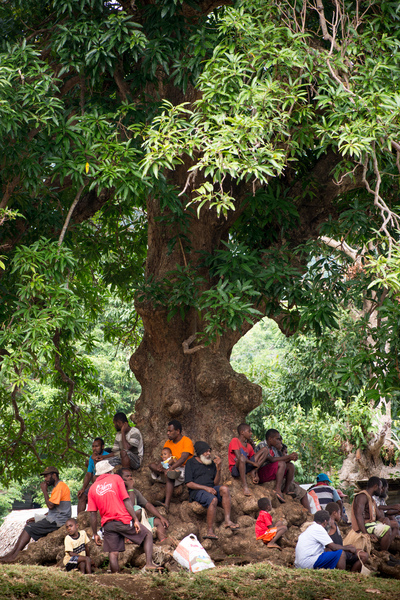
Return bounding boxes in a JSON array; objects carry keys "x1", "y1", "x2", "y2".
[
  {"x1": 224, "y1": 522, "x2": 240, "y2": 530},
  {"x1": 266, "y1": 542, "x2": 282, "y2": 550},
  {"x1": 252, "y1": 472, "x2": 259, "y2": 484},
  {"x1": 243, "y1": 488, "x2": 253, "y2": 497}
]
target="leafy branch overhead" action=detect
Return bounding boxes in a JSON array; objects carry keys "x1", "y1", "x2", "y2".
[{"x1": 1, "y1": 0, "x2": 400, "y2": 478}]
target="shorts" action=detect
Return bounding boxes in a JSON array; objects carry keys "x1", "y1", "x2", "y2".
[
  {"x1": 151, "y1": 466, "x2": 185, "y2": 486},
  {"x1": 108, "y1": 452, "x2": 141, "y2": 471},
  {"x1": 230, "y1": 450, "x2": 256, "y2": 478},
  {"x1": 313, "y1": 550, "x2": 342, "y2": 569},
  {"x1": 102, "y1": 520, "x2": 148, "y2": 553},
  {"x1": 25, "y1": 519, "x2": 60, "y2": 541},
  {"x1": 191, "y1": 486, "x2": 222, "y2": 508},
  {"x1": 256, "y1": 527, "x2": 278, "y2": 543},
  {"x1": 365, "y1": 522, "x2": 391, "y2": 538},
  {"x1": 65, "y1": 555, "x2": 79, "y2": 571},
  {"x1": 345, "y1": 551, "x2": 359, "y2": 568},
  {"x1": 258, "y1": 461, "x2": 284, "y2": 483}
]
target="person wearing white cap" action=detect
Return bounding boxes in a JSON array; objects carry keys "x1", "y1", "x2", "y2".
[{"x1": 88, "y1": 461, "x2": 161, "y2": 572}]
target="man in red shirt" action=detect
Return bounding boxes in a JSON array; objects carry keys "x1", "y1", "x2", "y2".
[
  {"x1": 88, "y1": 461, "x2": 160, "y2": 572},
  {"x1": 228, "y1": 423, "x2": 269, "y2": 496}
]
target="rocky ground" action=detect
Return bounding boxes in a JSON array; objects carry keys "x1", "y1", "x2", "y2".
[{"x1": 14, "y1": 471, "x2": 400, "y2": 579}]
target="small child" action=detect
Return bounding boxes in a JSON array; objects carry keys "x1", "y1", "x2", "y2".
[
  {"x1": 63, "y1": 518, "x2": 93, "y2": 573},
  {"x1": 160, "y1": 447, "x2": 177, "y2": 470},
  {"x1": 255, "y1": 497, "x2": 287, "y2": 550}
]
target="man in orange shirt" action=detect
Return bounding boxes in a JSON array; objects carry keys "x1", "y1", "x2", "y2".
[
  {"x1": 149, "y1": 419, "x2": 194, "y2": 512},
  {"x1": 0, "y1": 466, "x2": 71, "y2": 563}
]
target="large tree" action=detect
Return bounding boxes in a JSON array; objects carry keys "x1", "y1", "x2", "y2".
[{"x1": 1, "y1": 0, "x2": 400, "y2": 480}]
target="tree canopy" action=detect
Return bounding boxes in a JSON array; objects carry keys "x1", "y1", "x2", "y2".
[{"x1": 1, "y1": 0, "x2": 400, "y2": 482}]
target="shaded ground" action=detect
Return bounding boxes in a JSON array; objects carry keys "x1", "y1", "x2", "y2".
[{"x1": 2, "y1": 562, "x2": 400, "y2": 600}]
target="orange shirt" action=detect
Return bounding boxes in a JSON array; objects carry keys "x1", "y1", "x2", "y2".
[{"x1": 164, "y1": 436, "x2": 194, "y2": 465}]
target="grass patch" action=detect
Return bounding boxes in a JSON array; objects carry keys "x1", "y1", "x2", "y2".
[
  {"x1": 1, "y1": 562, "x2": 399, "y2": 600},
  {"x1": 0, "y1": 565, "x2": 125, "y2": 600},
  {"x1": 152, "y1": 563, "x2": 400, "y2": 600}
]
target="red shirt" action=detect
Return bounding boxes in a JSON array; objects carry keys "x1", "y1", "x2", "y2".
[
  {"x1": 255, "y1": 510, "x2": 273, "y2": 538},
  {"x1": 228, "y1": 437, "x2": 255, "y2": 472},
  {"x1": 87, "y1": 473, "x2": 131, "y2": 526}
]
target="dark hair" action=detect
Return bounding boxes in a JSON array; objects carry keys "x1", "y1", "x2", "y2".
[
  {"x1": 113, "y1": 412, "x2": 128, "y2": 423},
  {"x1": 66, "y1": 518, "x2": 77, "y2": 525},
  {"x1": 116, "y1": 467, "x2": 132, "y2": 478},
  {"x1": 314, "y1": 510, "x2": 330, "y2": 524},
  {"x1": 93, "y1": 437, "x2": 105, "y2": 445},
  {"x1": 258, "y1": 497, "x2": 271, "y2": 511},
  {"x1": 380, "y1": 478, "x2": 388, "y2": 488},
  {"x1": 265, "y1": 428, "x2": 279, "y2": 441},
  {"x1": 237, "y1": 423, "x2": 250, "y2": 434},
  {"x1": 168, "y1": 419, "x2": 182, "y2": 432},
  {"x1": 367, "y1": 476, "x2": 381, "y2": 488},
  {"x1": 326, "y1": 502, "x2": 340, "y2": 515}
]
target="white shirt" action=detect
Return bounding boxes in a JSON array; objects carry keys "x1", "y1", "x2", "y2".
[
  {"x1": 112, "y1": 426, "x2": 143, "y2": 461},
  {"x1": 295, "y1": 522, "x2": 333, "y2": 569}
]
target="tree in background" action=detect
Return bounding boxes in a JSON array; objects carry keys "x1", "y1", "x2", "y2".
[{"x1": 1, "y1": 1, "x2": 400, "y2": 481}]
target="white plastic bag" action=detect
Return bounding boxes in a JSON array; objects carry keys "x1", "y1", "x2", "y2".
[{"x1": 173, "y1": 534, "x2": 215, "y2": 573}]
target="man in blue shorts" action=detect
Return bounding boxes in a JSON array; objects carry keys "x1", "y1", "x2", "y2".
[
  {"x1": 295, "y1": 510, "x2": 356, "y2": 570},
  {"x1": 185, "y1": 441, "x2": 239, "y2": 540}
]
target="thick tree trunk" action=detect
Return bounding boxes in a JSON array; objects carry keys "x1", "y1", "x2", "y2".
[{"x1": 130, "y1": 193, "x2": 261, "y2": 457}]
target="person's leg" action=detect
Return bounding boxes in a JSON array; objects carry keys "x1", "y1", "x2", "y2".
[
  {"x1": 350, "y1": 550, "x2": 369, "y2": 572},
  {"x1": 206, "y1": 497, "x2": 218, "y2": 536},
  {"x1": 335, "y1": 550, "x2": 346, "y2": 570},
  {"x1": 109, "y1": 551, "x2": 119, "y2": 573},
  {"x1": 253, "y1": 447, "x2": 270, "y2": 466},
  {"x1": 266, "y1": 525, "x2": 287, "y2": 549},
  {"x1": 301, "y1": 493, "x2": 311, "y2": 512},
  {"x1": 282, "y1": 463, "x2": 294, "y2": 494},
  {"x1": 142, "y1": 527, "x2": 159, "y2": 568},
  {"x1": 164, "y1": 478, "x2": 174, "y2": 510},
  {"x1": 379, "y1": 528, "x2": 393, "y2": 551},
  {"x1": 78, "y1": 557, "x2": 86, "y2": 573},
  {"x1": 120, "y1": 449, "x2": 130, "y2": 468},
  {"x1": 273, "y1": 462, "x2": 287, "y2": 501},
  {"x1": 219, "y1": 486, "x2": 238, "y2": 529},
  {"x1": 237, "y1": 454, "x2": 253, "y2": 496},
  {"x1": 153, "y1": 517, "x2": 168, "y2": 542},
  {"x1": 0, "y1": 529, "x2": 31, "y2": 562},
  {"x1": 85, "y1": 556, "x2": 93, "y2": 573},
  {"x1": 77, "y1": 495, "x2": 87, "y2": 514}
]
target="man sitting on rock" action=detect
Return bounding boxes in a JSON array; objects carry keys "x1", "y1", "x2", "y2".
[
  {"x1": 149, "y1": 419, "x2": 194, "y2": 512},
  {"x1": 0, "y1": 466, "x2": 71, "y2": 563},
  {"x1": 93, "y1": 412, "x2": 143, "y2": 471},
  {"x1": 326, "y1": 502, "x2": 368, "y2": 572},
  {"x1": 308, "y1": 473, "x2": 343, "y2": 515},
  {"x1": 256, "y1": 429, "x2": 309, "y2": 510},
  {"x1": 185, "y1": 441, "x2": 239, "y2": 540},
  {"x1": 344, "y1": 476, "x2": 397, "y2": 553},
  {"x1": 295, "y1": 510, "x2": 356, "y2": 570},
  {"x1": 228, "y1": 423, "x2": 270, "y2": 497},
  {"x1": 88, "y1": 461, "x2": 161, "y2": 573}
]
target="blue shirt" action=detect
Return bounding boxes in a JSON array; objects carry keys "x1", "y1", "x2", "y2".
[{"x1": 87, "y1": 450, "x2": 109, "y2": 474}]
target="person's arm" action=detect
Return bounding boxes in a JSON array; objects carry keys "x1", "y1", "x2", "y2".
[
  {"x1": 167, "y1": 451, "x2": 189, "y2": 470},
  {"x1": 78, "y1": 472, "x2": 93, "y2": 497},
  {"x1": 40, "y1": 481, "x2": 57, "y2": 509},
  {"x1": 90, "y1": 511, "x2": 102, "y2": 546},
  {"x1": 120, "y1": 422, "x2": 134, "y2": 451},
  {"x1": 353, "y1": 495, "x2": 368, "y2": 533},
  {"x1": 381, "y1": 503, "x2": 400, "y2": 516},
  {"x1": 267, "y1": 452, "x2": 298, "y2": 463},
  {"x1": 144, "y1": 502, "x2": 169, "y2": 528},
  {"x1": 233, "y1": 448, "x2": 255, "y2": 466},
  {"x1": 213, "y1": 456, "x2": 221, "y2": 486},
  {"x1": 326, "y1": 541, "x2": 356, "y2": 553},
  {"x1": 123, "y1": 498, "x2": 141, "y2": 533},
  {"x1": 93, "y1": 452, "x2": 115, "y2": 463},
  {"x1": 186, "y1": 481, "x2": 217, "y2": 495}
]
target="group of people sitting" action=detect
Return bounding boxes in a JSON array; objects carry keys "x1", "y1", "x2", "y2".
[{"x1": 1, "y1": 413, "x2": 399, "y2": 575}]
